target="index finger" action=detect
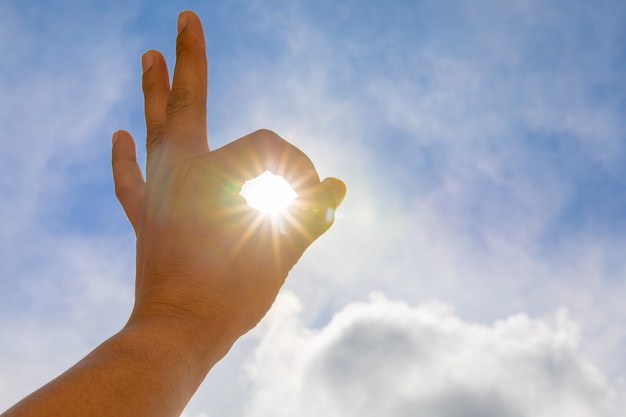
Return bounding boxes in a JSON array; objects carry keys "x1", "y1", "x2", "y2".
[
  {"x1": 212, "y1": 129, "x2": 321, "y2": 191},
  {"x1": 165, "y1": 11, "x2": 209, "y2": 157}
]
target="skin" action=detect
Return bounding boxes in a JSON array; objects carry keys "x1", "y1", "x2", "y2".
[{"x1": 2, "y1": 10, "x2": 345, "y2": 417}]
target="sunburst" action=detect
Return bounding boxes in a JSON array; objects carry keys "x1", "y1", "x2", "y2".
[
  {"x1": 213, "y1": 150, "x2": 324, "y2": 267},
  {"x1": 239, "y1": 171, "x2": 298, "y2": 215}
]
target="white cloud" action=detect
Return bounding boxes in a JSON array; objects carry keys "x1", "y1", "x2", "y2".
[{"x1": 244, "y1": 292, "x2": 619, "y2": 417}]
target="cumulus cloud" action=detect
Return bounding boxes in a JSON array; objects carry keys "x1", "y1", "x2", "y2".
[{"x1": 244, "y1": 292, "x2": 618, "y2": 417}]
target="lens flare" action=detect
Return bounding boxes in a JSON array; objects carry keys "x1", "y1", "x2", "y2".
[{"x1": 240, "y1": 171, "x2": 297, "y2": 215}]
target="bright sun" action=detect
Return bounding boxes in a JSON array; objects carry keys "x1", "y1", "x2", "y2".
[{"x1": 239, "y1": 171, "x2": 298, "y2": 215}]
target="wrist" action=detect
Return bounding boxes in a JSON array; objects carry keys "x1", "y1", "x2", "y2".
[{"x1": 121, "y1": 308, "x2": 238, "y2": 382}]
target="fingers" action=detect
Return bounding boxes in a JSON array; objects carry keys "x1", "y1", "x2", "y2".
[
  {"x1": 112, "y1": 131, "x2": 146, "y2": 233},
  {"x1": 211, "y1": 129, "x2": 346, "y2": 246},
  {"x1": 165, "y1": 11, "x2": 209, "y2": 156},
  {"x1": 142, "y1": 50, "x2": 170, "y2": 156},
  {"x1": 213, "y1": 129, "x2": 321, "y2": 191},
  {"x1": 225, "y1": 176, "x2": 346, "y2": 275}
]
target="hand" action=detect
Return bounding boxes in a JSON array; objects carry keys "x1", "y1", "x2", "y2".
[
  {"x1": 111, "y1": 11, "x2": 346, "y2": 358},
  {"x1": 0, "y1": 11, "x2": 345, "y2": 417}
]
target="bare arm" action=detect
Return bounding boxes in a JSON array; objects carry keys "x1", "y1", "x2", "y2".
[{"x1": 2, "y1": 10, "x2": 345, "y2": 417}]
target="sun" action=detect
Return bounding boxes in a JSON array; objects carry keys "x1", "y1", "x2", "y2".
[{"x1": 239, "y1": 171, "x2": 298, "y2": 215}]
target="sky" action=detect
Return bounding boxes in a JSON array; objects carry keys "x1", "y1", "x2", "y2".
[{"x1": 1, "y1": 0, "x2": 625, "y2": 416}]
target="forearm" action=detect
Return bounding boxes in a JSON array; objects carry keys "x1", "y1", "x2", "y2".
[{"x1": 1, "y1": 317, "x2": 234, "y2": 417}]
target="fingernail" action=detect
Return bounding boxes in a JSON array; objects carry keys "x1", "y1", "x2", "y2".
[
  {"x1": 330, "y1": 180, "x2": 347, "y2": 206},
  {"x1": 177, "y1": 11, "x2": 189, "y2": 34},
  {"x1": 141, "y1": 52, "x2": 154, "y2": 74},
  {"x1": 112, "y1": 131, "x2": 120, "y2": 146}
]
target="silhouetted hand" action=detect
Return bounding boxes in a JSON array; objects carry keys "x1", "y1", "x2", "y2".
[
  {"x1": 1, "y1": 11, "x2": 345, "y2": 417},
  {"x1": 111, "y1": 11, "x2": 346, "y2": 358}
]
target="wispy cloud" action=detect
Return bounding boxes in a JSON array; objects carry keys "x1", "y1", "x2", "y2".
[{"x1": 0, "y1": 0, "x2": 141, "y2": 407}]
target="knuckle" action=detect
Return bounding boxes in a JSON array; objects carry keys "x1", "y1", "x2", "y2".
[
  {"x1": 253, "y1": 129, "x2": 283, "y2": 145},
  {"x1": 254, "y1": 129, "x2": 290, "y2": 156},
  {"x1": 146, "y1": 125, "x2": 165, "y2": 151},
  {"x1": 176, "y1": 39, "x2": 193, "y2": 58},
  {"x1": 146, "y1": 124, "x2": 164, "y2": 139},
  {"x1": 111, "y1": 148, "x2": 123, "y2": 166},
  {"x1": 176, "y1": 36, "x2": 206, "y2": 59},
  {"x1": 254, "y1": 128, "x2": 278, "y2": 138},
  {"x1": 166, "y1": 87, "x2": 204, "y2": 120},
  {"x1": 248, "y1": 129, "x2": 317, "y2": 180},
  {"x1": 142, "y1": 71, "x2": 161, "y2": 95}
]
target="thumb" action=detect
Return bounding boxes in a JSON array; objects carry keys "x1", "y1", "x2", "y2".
[
  {"x1": 286, "y1": 177, "x2": 346, "y2": 245},
  {"x1": 326, "y1": 177, "x2": 347, "y2": 207}
]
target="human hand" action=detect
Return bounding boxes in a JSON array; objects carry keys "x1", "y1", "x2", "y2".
[{"x1": 110, "y1": 11, "x2": 346, "y2": 360}]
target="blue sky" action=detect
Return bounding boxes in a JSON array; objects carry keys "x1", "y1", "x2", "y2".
[{"x1": 1, "y1": 0, "x2": 626, "y2": 415}]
